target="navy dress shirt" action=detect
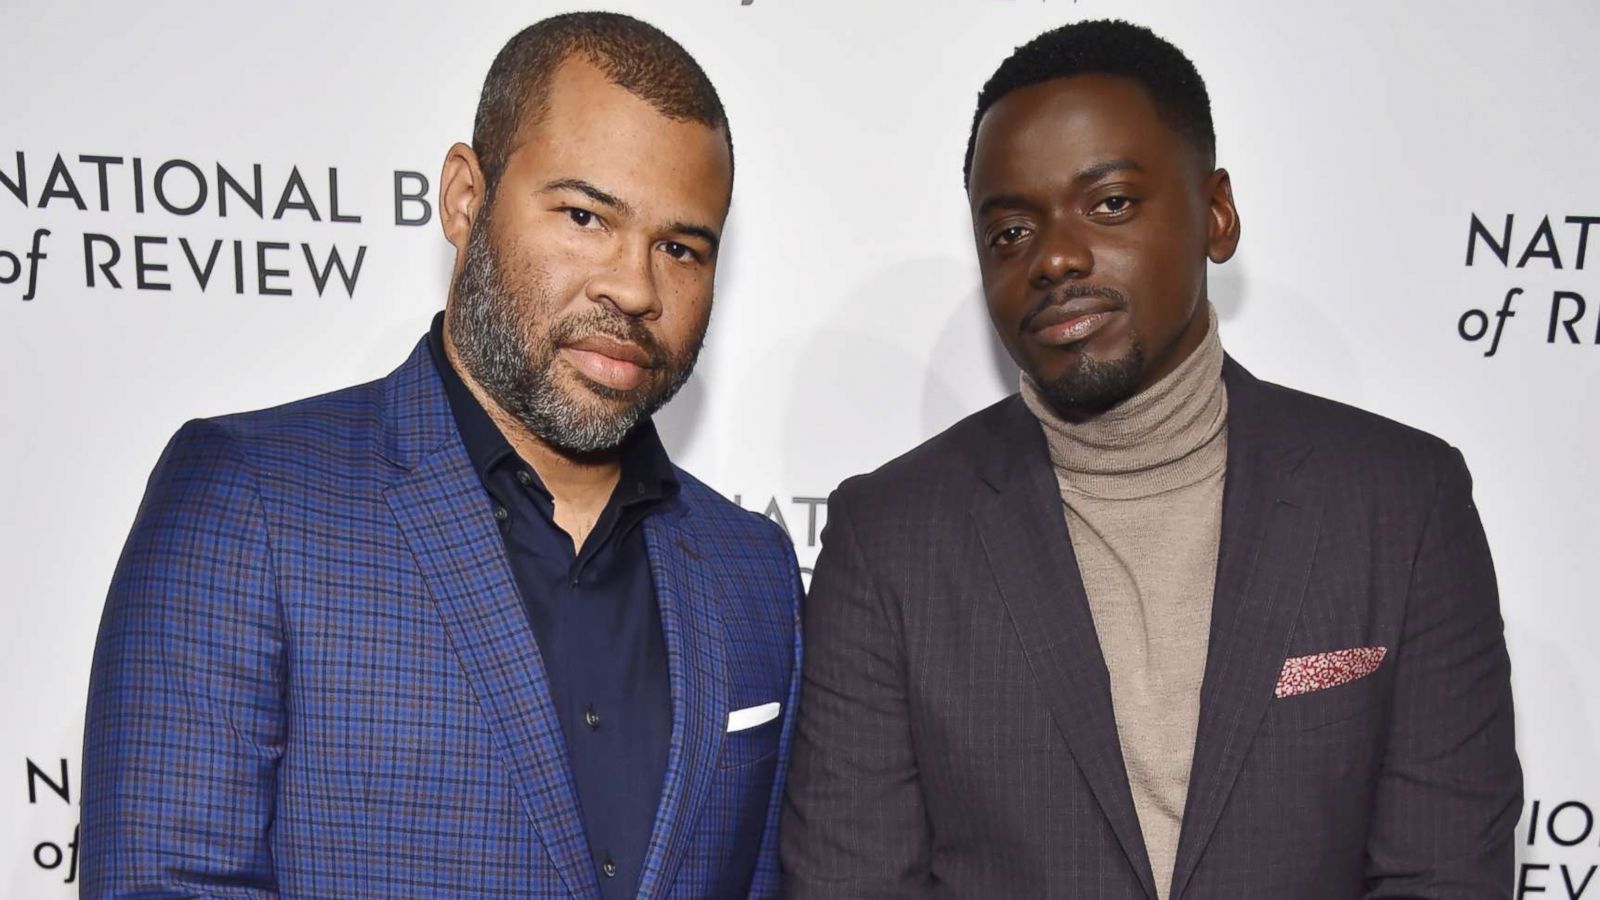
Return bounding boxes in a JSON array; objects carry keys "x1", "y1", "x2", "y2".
[{"x1": 427, "y1": 314, "x2": 673, "y2": 898}]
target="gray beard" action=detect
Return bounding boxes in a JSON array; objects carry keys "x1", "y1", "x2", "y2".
[{"x1": 446, "y1": 211, "x2": 701, "y2": 454}]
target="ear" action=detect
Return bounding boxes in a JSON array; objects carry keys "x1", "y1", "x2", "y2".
[
  {"x1": 439, "y1": 142, "x2": 488, "y2": 268},
  {"x1": 1205, "y1": 168, "x2": 1241, "y2": 264}
]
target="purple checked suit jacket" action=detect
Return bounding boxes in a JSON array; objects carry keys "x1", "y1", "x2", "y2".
[
  {"x1": 82, "y1": 337, "x2": 803, "y2": 899},
  {"x1": 782, "y1": 357, "x2": 1520, "y2": 899}
]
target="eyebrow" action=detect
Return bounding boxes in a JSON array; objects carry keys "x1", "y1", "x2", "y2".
[
  {"x1": 1076, "y1": 158, "x2": 1143, "y2": 183},
  {"x1": 542, "y1": 178, "x2": 634, "y2": 217},
  {"x1": 668, "y1": 221, "x2": 721, "y2": 253},
  {"x1": 974, "y1": 158, "x2": 1144, "y2": 218},
  {"x1": 542, "y1": 178, "x2": 720, "y2": 253},
  {"x1": 975, "y1": 192, "x2": 1030, "y2": 219}
]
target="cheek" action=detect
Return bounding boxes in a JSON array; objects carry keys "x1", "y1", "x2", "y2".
[
  {"x1": 657, "y1": 281, "x2": 714, "y2": 346},
  {"x1": 494, "y1": 206, "x2": 590, "y2": 271},
  {"x1": 978, "y1": 256, "x2": 1032, "y2": 330},
  {"x1": 493, "y1": 237, "x2": 579, "y2": 313},
  {"x1": 497, "y1": 267, "x2": 565, "y2": 330},
  {"x1": 1098, "y1": 241, "x2": 1196, "y2": 326},
  {"x1": 981, "y1": 294, "x2": 1034, "y2": 370}
]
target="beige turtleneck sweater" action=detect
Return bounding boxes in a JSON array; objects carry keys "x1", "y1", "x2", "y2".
[{"x1": 1019, "y1": 307, "x2": 1228, "y2": 900}]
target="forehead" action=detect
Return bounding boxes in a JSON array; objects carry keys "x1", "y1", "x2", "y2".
[
  {"x1": 502, "y1": 56, "x2": 732, "y2": 218},
  {"x1": 968, "y1": 73, "x2": 1193, "y2": 196}
]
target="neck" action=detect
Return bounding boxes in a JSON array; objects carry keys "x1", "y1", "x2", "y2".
[
  {"x1": 1021, "y1": 304, "x2": 1228, "y2": 498},
  {"x1": 1132, "y1": 296, "x2": 1213, "y2": 398}
]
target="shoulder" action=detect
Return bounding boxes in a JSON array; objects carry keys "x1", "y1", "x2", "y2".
[
  {"x1": 1241, "y1": 370, "x2": 1460, "y2": 475},
  {"x1": 134, "y1": 378, "x2": 391, "y2": 537},
  {"x1": 1233, "y1": 366, "x2": 1470, "y2": 524},
  {"x1": 134, "y1": 377, "x2": 392, "y2": 510},
  {"x1": 201, "y1": 377, "x2": 388, "y2": 473},
  {"x1": 831, "y1": 395, "x2": 1022, "y2": 520}
]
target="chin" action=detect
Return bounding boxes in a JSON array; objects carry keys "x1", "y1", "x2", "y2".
[{"x1": 1031, "y1": 346, "x2": 1128, "y2": 381}]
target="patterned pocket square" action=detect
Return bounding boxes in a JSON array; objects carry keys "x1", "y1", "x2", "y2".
[{"x1": 1275, "y1": 646, "x2": 1388, "y2": 698}]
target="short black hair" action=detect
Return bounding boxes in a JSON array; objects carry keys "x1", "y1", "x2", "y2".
[
  {"x1": 472, "y1": 12, "x2": 731, "y2": 194},
  {"x1": 963, "y1": 20, "x2": 1215, "y2": 186}
]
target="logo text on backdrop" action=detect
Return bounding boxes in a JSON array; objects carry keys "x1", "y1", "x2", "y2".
[
  {"x1": 0, "y1": 152, "x2": 441, "y2": 301},
  {"x1": 1459, "y1": 213, "x2": 1599, "y2": 356}
]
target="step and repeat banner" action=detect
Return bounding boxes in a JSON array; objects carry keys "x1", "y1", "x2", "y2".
[{"x1": 4, "y1": 0, "x2": 1596, "y2": 894}]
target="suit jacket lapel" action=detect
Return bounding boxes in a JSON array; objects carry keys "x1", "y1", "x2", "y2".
[
  {"x1": 1169, "y1": 359, "x2": 1323, "y2": 900},
  {"x1": 974, "y1": 400, "x2": 1159, "y2": 900},
  {"x1": 379, "y1": 341, "x2": 599, "y2": 900},
  {"x1": 635, "y1": 506, "x2": 728, "y2": 900}
]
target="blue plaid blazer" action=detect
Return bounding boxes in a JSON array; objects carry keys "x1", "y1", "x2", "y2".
[{"x1": 82, "y1": 337, "x2": 803, "y2": 899}]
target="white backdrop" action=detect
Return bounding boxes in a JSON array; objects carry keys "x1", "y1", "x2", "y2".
[{"x1": 4, "y1": 0, "x2": 1597, "y2": 894}]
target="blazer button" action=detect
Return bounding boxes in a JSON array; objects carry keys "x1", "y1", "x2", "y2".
[{"x1": 584, "y1": 706, "x2": 601, "y2": 730}]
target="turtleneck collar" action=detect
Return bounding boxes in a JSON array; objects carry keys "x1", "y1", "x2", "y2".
[{"x1": 1020, "y1": 304, "x2": 1228, "y2": 500}]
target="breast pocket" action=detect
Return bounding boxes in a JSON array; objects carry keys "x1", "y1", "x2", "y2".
[
  {"x1": 1261, "y1": 663, "x2": 1391, "y2": 733},
  {"x1": 1262, "y1": 642, "x2": 1392, "y2": 732},
  {"x1": 719, "y1": 710, "x2": 782, "y2": 769},
  {"x1": 1266, "y1": 681, "x2": 1380, "y2": 733}
]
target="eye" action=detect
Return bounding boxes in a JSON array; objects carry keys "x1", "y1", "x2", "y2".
[
  {"x1": 989, "y1": 225, "x2": 1032, "y2": 248},
  {"x1": 1093, "y1": 196, "x2": 1136, "y2": 216},
  {"x1": 659, "y1": 240, "x2": 702, "y2": 263},
  {"x1": 563, "y1": 207, "x2": 602, "y2": 229}
]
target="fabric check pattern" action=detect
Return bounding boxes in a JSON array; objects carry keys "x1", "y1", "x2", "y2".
[
  {"x1": 82, "y1": 337, "x2": 803, "y2": 899},
  {"x1": 782, "y1": 357, "x2": 1520, "y2": 899}
]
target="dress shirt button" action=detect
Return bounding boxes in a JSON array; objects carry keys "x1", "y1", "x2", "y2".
[
  {"x1": 584, "y1": 706, "x2": 601, "y2": 730},
  {"x1": 635, "y1": 481, "x2": 646, "y2": 496},
  {"x1": 493, "y1": 505, "x2": 508, "y2": 522},
  {"x1": 517, "y1": 470, "x2": 532, "y2": 486},
  {"x1": 601, "y1": 856, "x2": 618, "y2": 878}
]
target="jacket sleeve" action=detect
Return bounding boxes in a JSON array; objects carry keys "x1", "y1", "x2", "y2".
[
  {"x1": 781, "y1": 489, "x2": 932, "y2": 898},
  {"x1": 82, "y1": 419, "x2": 286, "y2": 898},
  {"x1": 1363, "y1": 445, "x2": 1522, "y2": 898},
  {"x1": 747, "y1": 523, "x2": 805, "y2": 899}
]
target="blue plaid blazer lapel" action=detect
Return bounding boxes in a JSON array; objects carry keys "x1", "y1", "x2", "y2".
[
  {"x1": 379, "y1": 339, "x2": 600, "y2": 900},
  {"x1": 636, "y1": 508, "x2": 729, "y2": 900}
]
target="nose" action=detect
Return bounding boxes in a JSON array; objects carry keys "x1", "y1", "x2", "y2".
[
  {"x1": 1029, "y1": 222, "x2": 1093, "y2": 288},
  {"x1": 585, "y1": 237, "x2": 662, "y2": 319}
]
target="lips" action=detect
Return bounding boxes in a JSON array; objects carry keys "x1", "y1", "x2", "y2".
[
  {"x1": 567, "y1": 334, "x2": 652, "y2": 367},
  {"x1": 560, "y1": 334, "x2": 655, "y2": 392},
  {"x1": 1025, "y1": 294, "x2": 1125, "y2": 347}
]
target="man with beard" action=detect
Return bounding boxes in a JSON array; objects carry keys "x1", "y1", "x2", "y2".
[
  {"x1": 82, "y1": 13, "x2": 800, "y2": 899},
  {"x1": 783, "y1": 20, "x2": 1519, "y2": 900}
]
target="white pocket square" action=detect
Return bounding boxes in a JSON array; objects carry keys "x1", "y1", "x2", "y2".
[{"x1": 726, "y1": 701, "x2": 781, "y2": 732}]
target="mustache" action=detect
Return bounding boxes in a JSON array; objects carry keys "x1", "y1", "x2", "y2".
[
  {"x1": 547, "y1": 311, "x2": 670, "y2": 368},
  {"x1": 1020, "y1": 284, "x2": 1129, "y2": 332}
]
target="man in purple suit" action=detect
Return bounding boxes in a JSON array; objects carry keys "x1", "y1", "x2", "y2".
[
  {"x1": 84, "y1": 13, "x2": 800, "y2": 898},
  {"x1": 783, "y1": 20, "x2": 1520, "y2": 899}
]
